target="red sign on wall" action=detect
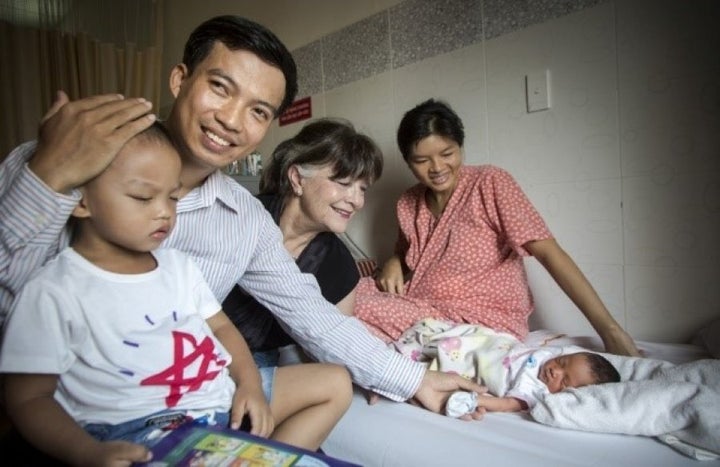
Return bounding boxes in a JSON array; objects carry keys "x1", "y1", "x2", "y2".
[{"x1": 279, "y1": 97, "x2": 312, "y2": 126}]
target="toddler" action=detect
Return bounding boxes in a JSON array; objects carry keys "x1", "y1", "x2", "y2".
[{"x1": 0, "y1": 123, "x2": 352, "y2": 465}]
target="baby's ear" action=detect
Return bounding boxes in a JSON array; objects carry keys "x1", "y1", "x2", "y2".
[{"x1": 71, "y1": 189, "x2": 91, "y2": 219}]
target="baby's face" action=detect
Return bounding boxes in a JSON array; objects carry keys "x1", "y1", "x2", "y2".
[{"x1": 538, "y1": 353, "x2": 597, "y2": 393}]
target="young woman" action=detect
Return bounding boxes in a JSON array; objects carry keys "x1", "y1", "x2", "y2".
[{"x1": 354, "y1": 99, "x2": 640, "y2": 358}]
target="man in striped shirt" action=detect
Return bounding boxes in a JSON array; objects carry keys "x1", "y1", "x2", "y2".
[{"x1": 0, "y1": 15, "x2": 485, "y2": 415}]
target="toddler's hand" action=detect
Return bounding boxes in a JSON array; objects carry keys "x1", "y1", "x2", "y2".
[
  {"x1": 230, "y1": 385, "x2": 274, "y2": 438},
  {"x1": 86, "y1": 440, "x2": 152, "y2": 467}
]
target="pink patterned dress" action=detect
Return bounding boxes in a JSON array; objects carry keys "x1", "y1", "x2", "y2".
[{"x1": 355, "y1": 165, "x2": 553, "y2": 342}]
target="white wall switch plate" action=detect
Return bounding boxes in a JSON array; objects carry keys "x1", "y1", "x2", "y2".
[{"x1": 526, "y1": 69, "x2": 551, "y2": 112}]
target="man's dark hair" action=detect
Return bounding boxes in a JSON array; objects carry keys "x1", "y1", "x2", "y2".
[
  {"x1": 584, "y1": 352, "x2": 621, "y2": 384},
  {"x1": 182, "y1": 15, "x2": 298, "y2": 116}
]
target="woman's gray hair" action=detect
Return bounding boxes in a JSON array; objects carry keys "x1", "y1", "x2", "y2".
[{"x1": 260, "y1": 118, "x2": 383, "y2": 196}]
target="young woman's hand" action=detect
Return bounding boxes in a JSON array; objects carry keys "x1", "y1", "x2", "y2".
[
  {"x1": 601, "y1": 327, "x2": 642, "y2": 357},
  {"x1": 376, "y1": 255, "x2": 406, "y2": 295}
]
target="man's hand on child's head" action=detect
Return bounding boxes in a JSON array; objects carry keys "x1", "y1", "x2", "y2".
[{"x1": 31, "y1": 91, "x2": 156, "y2": 194}]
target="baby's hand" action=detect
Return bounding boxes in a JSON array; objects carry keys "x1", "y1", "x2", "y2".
[{"x1": 445, "y1": 391, "x2": 478, "y2": 418}]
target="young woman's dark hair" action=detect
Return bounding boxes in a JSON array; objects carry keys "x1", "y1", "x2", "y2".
[
  {"x1": 260, "y1": 118, "x2": 383, "y2": 197},
  {"x1": 182, "y1": 15, "x2": 298, "y2": 116},
  {"x1": 396, "y1": 99, "x2": 465, "y2": 162}
]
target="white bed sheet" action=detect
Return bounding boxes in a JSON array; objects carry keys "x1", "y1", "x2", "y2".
[{"x1": 322, "y1": 334, "x2": 720, "y2": 467}]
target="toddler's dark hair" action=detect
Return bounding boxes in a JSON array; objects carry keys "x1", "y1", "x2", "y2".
[
  {"x1": 135, "y1": 121, "x2": 174, "y2": 146},
  {"x1": 584, "y1": 352, "x2": 621, "y2": 384}
]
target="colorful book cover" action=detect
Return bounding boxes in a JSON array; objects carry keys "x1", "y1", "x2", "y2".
[{"x1": 135, "y1": 424, "x2": 360, "y2": 467}]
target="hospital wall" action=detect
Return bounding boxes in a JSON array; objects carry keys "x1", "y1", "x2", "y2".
[{"x1": 163, "y1": 0, "x2": 720, "y2": 344}]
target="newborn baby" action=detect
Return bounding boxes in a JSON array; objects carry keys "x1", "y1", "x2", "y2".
[{"x1": 446, "y1": 351, "x2": 620, "y2": 417}]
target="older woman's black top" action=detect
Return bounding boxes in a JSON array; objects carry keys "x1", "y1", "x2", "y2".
[{"x1": 222, "y1": 194, "x2": 360, "y2": 351}]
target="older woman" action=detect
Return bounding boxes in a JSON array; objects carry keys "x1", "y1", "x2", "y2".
[
  {"x1": 222, "y1": 118, "x2": 383, "y2": 366},
  {"x1": 354, "y1": 99, "x2": 640, "y2": 357}
]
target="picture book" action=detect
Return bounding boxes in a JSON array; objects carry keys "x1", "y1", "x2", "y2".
[{"x1": 135, "y1": 423, "x2": 360, "y2": 467}]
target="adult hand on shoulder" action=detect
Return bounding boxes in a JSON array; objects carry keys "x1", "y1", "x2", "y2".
[
  {"x1": 411, "y1": 370, "x2": 486, "y2": 416},
  {"x1": 376, "y1": 255, "x2": 405, "y2": 295},
  {"x1": 602, "y1": 327, "x2": 642, "y2": 357},
  {"x1": 29, "y1": 90, "x2": 156, "y2": 194}
]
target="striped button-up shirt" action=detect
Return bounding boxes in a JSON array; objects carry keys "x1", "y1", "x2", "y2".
[{"x1": 0, "y1": 141, "x2": 424, "y2": 400}]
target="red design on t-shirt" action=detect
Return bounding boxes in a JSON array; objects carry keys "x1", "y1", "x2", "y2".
[{"x1": 141, "y1": 331, "x2": 227, "y2": 407}]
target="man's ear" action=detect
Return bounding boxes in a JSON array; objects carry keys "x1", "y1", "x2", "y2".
[
  {"x1": 71, "y1": 190, "x2": 91, "y2": 219},
  {"x1": 169, "y1": 63, "x2": 189, "y2": 98}
]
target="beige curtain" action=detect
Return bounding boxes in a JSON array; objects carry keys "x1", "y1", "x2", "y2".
[{"x1": 0, "y1": 0, "x2": 163, "y2": 159}]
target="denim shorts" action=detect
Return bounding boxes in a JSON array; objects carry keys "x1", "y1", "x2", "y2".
[
  {"x1": 253, "y1": 345, "x2": 305, "y2": 368},
  {"x1": 253, "y1": 349, "x2": 280, "y2": 368},
  {"x1": 83, "y1": 366, "x2": 276, "y2": 446}
]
